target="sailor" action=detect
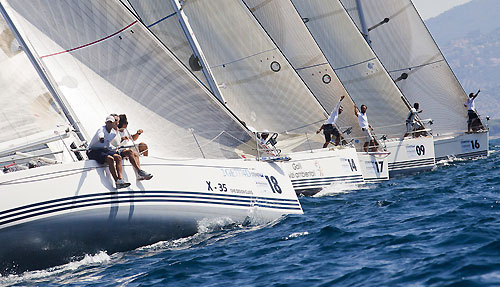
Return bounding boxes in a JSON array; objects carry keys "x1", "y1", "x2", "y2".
[
  {"x1": 87, "y1": 115, "x2": 130, "y2": 189},
  {"x1": 464, "y1": 89, "x2": 483, "y2": 133},
  {"x1": 404, "y1": 103, "x2": 423, "y2": 138},
  {"x1": 317, "y1": 95, "x2": 345, "y2": 148},
  {"x1": 117, "y1": 114, "x2": 153, "y2": 180},
  {"x1": 260, "y1": 130, "x2": 270, "y2": 144},
  {"x1": 354, "y1": 104, "x2": 377, "y2": 152}
]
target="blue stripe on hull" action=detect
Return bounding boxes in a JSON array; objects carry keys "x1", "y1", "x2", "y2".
[{"x1": 0, "y1": 191, "x2": 301, "y2": 227}]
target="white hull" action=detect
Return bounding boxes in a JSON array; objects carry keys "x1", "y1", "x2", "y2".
[
  {"x1": 357, "y1": 152, "x2": 390, "y2": 182},
  {"x1": 434, "y1": 131, "x2": 489, "y2": 162},
  {"x1": 0, "y1": 157, "x2": 301, "y2": 273},
  {"x1": 282, "y1": 147, "x2": 364, "y2": 196},
  {"x1": 384, "y1": 136, "x2": 436, "y2": 177}
]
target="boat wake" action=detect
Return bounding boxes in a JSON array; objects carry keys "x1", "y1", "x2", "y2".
[
  {"x1": 313, "y1": 181, "x2": 370, "y2": 197},
  {"x1": 0, "y1": 251, "x2": 111, "y2": 285}
]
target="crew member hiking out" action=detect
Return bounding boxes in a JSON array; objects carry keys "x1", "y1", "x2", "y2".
[
  {"x1": 354, "y1": 104, "x2": 378, "y2": 152},
  {"x1": 317, "y1": 95, "x2": 345, "y2": 148},
  {"x1": 465, "y1": 89, "x2": 484, "y2": 133},
  {"x1": 404, "y1": 102, "x2": 423, "y2": 138},
  {"x1": 87, "y1": 115, "x2": 130, "y2": 189}
]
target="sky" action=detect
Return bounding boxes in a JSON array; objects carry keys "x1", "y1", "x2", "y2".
[{"x1": 412, "y1": 0, "x2": 472, "y2": 19}]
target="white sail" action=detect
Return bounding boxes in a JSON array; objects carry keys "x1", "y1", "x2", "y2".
[
  {"x1": 125, "y1": 0, "x2": 209, "y2": 87},
  {"x1": 340, "y1": 0, "x2": 468, "y2": 135},
  {"x1": 242, "y1": 0, "x2": 365, "y2": 144},
  {"x1": 2, "y1": 0, "x2": 258, "y2": 159},
  {"x1": 0, "y1": 17, "x2": 67, "y2": 148},
  {"x1": 291, "y1": 0, "x2": 411, "y2": 138},
  {"x1": 168, "y1": 0, "x2": 328, "y2": 135}
]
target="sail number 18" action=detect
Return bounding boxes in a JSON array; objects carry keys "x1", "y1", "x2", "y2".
[{"x1": 265, "y1": 175, "x2": 282, "y2": 194}]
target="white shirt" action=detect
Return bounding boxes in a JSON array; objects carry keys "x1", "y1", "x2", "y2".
[
  {"x1": 406, "y1": 107, "x2": 420, "y2": 124},
  {"x1": 465, "y1": 98, "x2": 476, "y2": 111},
  {"x1": 88, "y1": 126, "x2": 117, "y2": 150},
  {"x1": 325, "y1": 101, "x2": 342, "y2": 125},
  {"x1": 358, "y1": 112, "x2": 369, "y2": 129},
  {"x1": 118, "y1": 129, "x2": 132, "y2": 147}
]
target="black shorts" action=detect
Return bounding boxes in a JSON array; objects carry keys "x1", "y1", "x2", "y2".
[
  {"x1": 468, "y1": 110, "x2": 478, "y2": 122},
  {"x1": 87, "y1": 148, "x2": 118, "y2": 164},
  {"x1": 323, "y1": 124, "x2": 340, "y2": 143}
]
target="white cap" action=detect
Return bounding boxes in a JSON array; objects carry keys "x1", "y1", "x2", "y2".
[{"x1": 105, "y1": 115, "x2": 115, "y2": 123}]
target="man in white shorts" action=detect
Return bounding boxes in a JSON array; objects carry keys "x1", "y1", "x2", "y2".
[{"x1": 354, "y1": 104, "x2": 377, "y2": 152}]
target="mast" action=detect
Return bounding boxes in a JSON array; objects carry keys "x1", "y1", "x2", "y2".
[
  {"x1": 355, "y1": 0, "x2": 370, "y2": 44},
  {"x1": 170, "y1": 0, "x2": 227, "y2": 104},
  {"x1": 0, "y1": 2, "x2": 87, "y2": 143}
]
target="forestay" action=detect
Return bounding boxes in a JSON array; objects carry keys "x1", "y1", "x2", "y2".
[
  {"x1": 173, "y1": 0, "x2": 328, "y2": 135},
  {"x1": 340, "y1": 0, "x2": 468, "y2": 136},
  {"x1": 2, "y1": 0, "x2": 257, "y2": 159},
  {"x1": 0, "y1": 17, "x2": 67, "y2": 149},
  {"x1": 242, "y1": 0, "x2": 365, "y2": 144},
  {"x1": 291, "y1": 0, "x2": 410, "y2": 139}
]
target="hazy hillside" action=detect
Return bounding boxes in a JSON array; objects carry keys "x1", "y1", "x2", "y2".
[{"x1": 426, "y1": 0, "x2": 500, "y2": 122}]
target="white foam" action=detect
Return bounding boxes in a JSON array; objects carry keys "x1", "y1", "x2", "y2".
[
  {"x1": 314, "y1": 181, "x2": 370, "y2": 197},
  {"x1": 285, "y1": 231, "x2": 309, "y2": 240},
  {"x1": 0, "y1": 251, "x2": 110, "y2": 285}
]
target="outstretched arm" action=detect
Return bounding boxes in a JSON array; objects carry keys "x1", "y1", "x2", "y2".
[{"x1": 472, "y1": 89, "x2": 480, "y2": 99}]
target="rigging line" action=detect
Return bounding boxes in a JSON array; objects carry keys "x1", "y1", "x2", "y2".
[
  {"x1": 333, "y1": 57, "x2": 376, "y2": 71},
  {"x1": 388, "y1": 59, "x2": 445, "y2": 74},
  {"x1": 295, "y1": 62, "x2": 329, "y2": 71},
  {"x1": 40, "y1": 21, "x2": 138, "y2": 58},
  {"x1": 147, "y1": 12, "x2": 177, "y2": 27},
  {"x1": 210, "y1": 48, "x2": 277, "y2": 69},
  {"x1": 280, "y1": 119, "x2": 325, "y2": 134}
]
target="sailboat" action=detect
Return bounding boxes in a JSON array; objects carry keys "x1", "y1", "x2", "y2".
[
  {"x1": 339, "y1": 0, "x2": 489, "y2": 162},
  {"x1": 290, "y1": 0, "x2": 436, "y2": 176},
  {"x1": 240, "y1": 0, "x2": 390, "y2": 182},
  {"x1": 0, "y1": 0, "x2": 302, "y2": 274},
  {"x1": 126, "y1": 0, "x2": 366, "y2": 195}
]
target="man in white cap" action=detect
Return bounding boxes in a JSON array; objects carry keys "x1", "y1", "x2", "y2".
[{"x1": 87, "y1": 115, "x2": 130, "y2": 189}]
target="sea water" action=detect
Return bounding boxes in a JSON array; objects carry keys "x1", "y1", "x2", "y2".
[{"x1": 2, "y1": 139, "x2": 499, "y2": 286}]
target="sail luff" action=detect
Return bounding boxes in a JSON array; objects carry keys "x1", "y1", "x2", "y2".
[
  {"x1": 169, "y1": 0, "x2": 224, "y2": 105},
  {"x1": 0, "y1": 1, "x2": 88, "y2": 143}
]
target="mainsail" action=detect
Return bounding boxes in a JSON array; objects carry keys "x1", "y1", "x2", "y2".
[
  {"x1": 131, "y1": 0, "x2": 328, "y2": 137},
  {"x1": 124, "y1": 0, "x2": 209, "y2": 87},
  {"x1": 2, "y1": 0, "x2": 257, "y2": 159},
  {"x1": 340, "y1": 0, "x2": 468, "y2": 135},
  {"x1": 0, "y1": 16, "x2": 67, "y2": 151},
  {"x1": 291, "y1": 0, "x2": 411, "y2": 139}
]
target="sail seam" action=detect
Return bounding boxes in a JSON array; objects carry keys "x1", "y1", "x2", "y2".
[
  {"x1": 147, "y1": 12, "x2": 176, "y2": 28},
  {"x1": 333, "y1": 57, "x2": 376, "y2": 71},
  {"x1": 388, "y1": 59, "x2": 446, "y2": 73},
  {"x1": 40, "y1": 21, "x2": 138, "y2": 58},
  {"x1": 295, "y1": 62, "x2": 329, "y2": 71},
  {"x1": 210, "y1": 48, "x2": 277, "y2": 69}
]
